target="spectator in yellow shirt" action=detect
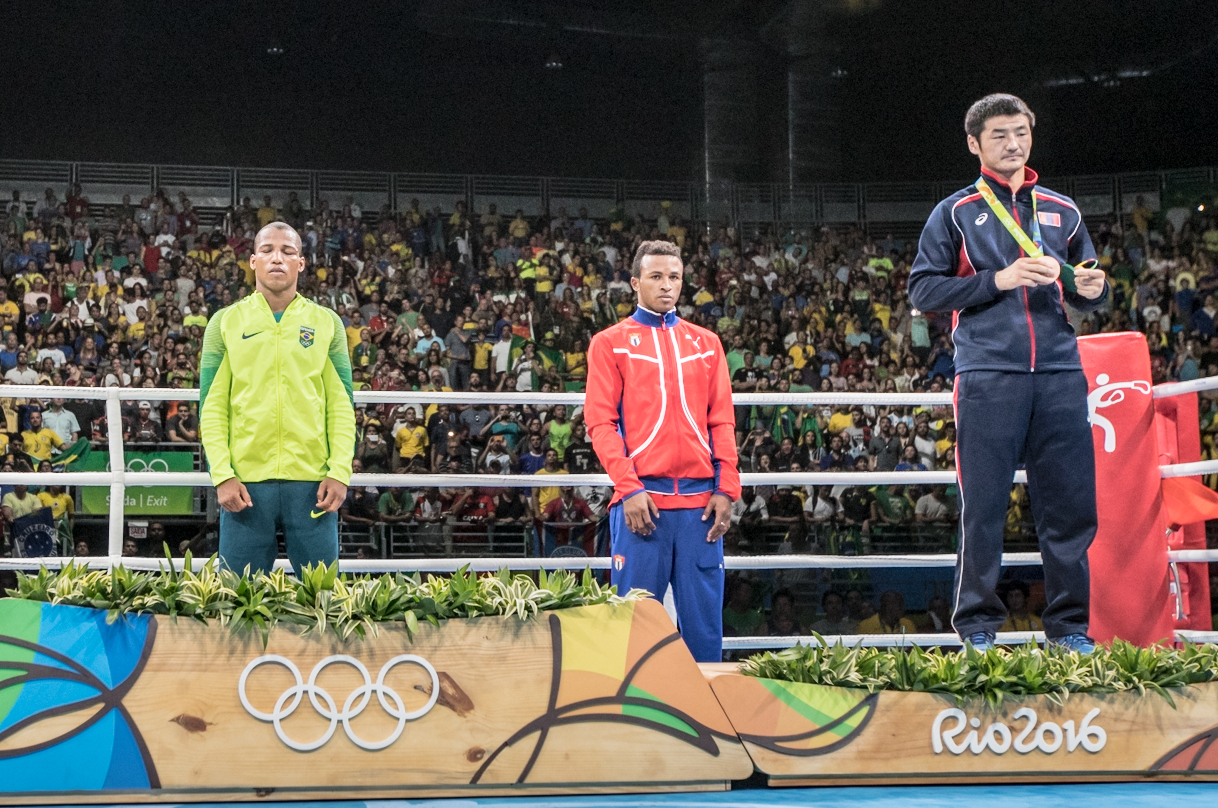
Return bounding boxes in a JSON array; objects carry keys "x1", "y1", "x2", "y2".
[
  {"x1": 188, "y1": 244, "x2": 216, "y2": 266},
  {"x1": 564, "y1": 340, "x2": 587, "y2": 379},
  {"x1": 345, "y1": 310, "x2": 366, "y2": 355},
  {"x1": 509, "y1": 209, "x2": 530, "y2": 242},
  {"x1": 127, "y1": 308, "x2": 149, "y2": 342},
  {"x1": 12, "y1": 272, "x2": 48, "y2": 297},
  {"x1": 257, "y1": 195, "x2": 278, "y2": 227},
  {"x1": 182, "y1": 302, "x2": 208, "y2": 329},
  {"x1": 402, "y1": 199, "x2": 423, "y2": 227},
  {"x1": 2, "y1": 462, "x2": 40, "y2": 524},
  {"x1": 0, "y1": 289, "x2": 20, "y2": 332},
  {"x1": 999, "y1": 582, "x2": 1044, "y2": 632},
  {"x1": 472, "y1": 331, "x2": 494, "y2": 374},
  {"x1": 22, "y1": 409, "x2": 64, "y2": 461},
  {"x1": 1131, "y1": 195, "x2": 1153, "y2": 236},
  {"x1": 857, "y1": 591, "x2": 919, "y2": 634},
  {"x1": 448, "y1": 200, "x2": 468, "y2": 228},
  {"x1": 826, "y1": 407, "x2": 857, "y2": 434},
  {"x1": 534, "y1": 254, "x2": 556, "y2": 295},
  {"x1": 531, "y1": 448, "x2": 568, "y2": 517},
  {"x1": 788, "y1": 336, "x2": 814, "y2": 370},
  {"x1": 419, "y1": 373, "x2": 453, "y2": 424},
  {"x1": 352, "y1": 328, "x2": 377, "y2": 368},
  {"x1": 668, "y1": 217, "x2": 687, "y2": 248},
  {"x1": 935, "y1": 425, "x2": 957, "y2": 466},
  {"x1": 36, "y1": 462, "x2": 74, "y2": 527},
  {"x1": 392, "y1": 409, "x2": 429, "y2": 469}
]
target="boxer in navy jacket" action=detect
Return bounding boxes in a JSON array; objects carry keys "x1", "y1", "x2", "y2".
[{"x1": 909, "y1": 94, "x2": 1109, "y2": 652}]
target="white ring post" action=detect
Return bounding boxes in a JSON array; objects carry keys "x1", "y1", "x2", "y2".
[{"x1": 106, "y1": 387, "x2": 126, "y2": 568}]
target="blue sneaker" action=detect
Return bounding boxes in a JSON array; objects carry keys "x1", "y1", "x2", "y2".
[
  {"x1": 1048, "y1": 634, "x2": 1096, "y2": 654},
  {"x1": 962, "y1": 632, "x2": 995, "y2": 652}
]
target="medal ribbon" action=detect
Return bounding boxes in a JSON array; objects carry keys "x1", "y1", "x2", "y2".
[
  {"x1": 975, "y1": 177, "x2": 1042, "y2": 257},
  {"x1": 976, "y1": 177, "x2": 1080, "y2": 292}
]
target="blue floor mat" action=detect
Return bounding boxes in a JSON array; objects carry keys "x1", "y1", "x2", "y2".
[{"x1": 63, "y1": 782, "x2": 1218, "y2": 808}]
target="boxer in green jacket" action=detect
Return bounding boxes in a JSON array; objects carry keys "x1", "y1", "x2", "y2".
[{"x1": 199, "y1": 222, "x2": 355, "y2": 575}]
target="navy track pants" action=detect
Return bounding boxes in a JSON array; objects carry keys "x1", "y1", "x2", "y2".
[
  {"x1": 952, "y1": 370, "x2": 1096, "y2": 639},
  {"x1": 609, "y1": 504, "x2": 724, "y2": 662}
]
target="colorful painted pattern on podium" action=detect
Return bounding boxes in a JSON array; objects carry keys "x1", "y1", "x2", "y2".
[
  {"x1": 0, "y1": 599, "x2": 158, "y2": 790},
  {"x1": 1152, "y1": 725, "x2": 1218, "y2": 773},
  {"x1": 710, "y1": 676, "x2": 876, "y2": 756},
  {"x1": 472, "y1": 600, "x2": 740, "y2": 783}
]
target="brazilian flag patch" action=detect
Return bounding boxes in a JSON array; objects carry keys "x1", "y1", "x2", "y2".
[{"x1": 299, "y1": 326, "x2": 315, "y2": 348}]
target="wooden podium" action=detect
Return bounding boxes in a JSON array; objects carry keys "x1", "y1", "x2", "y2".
[
  {"x1": 702, "y1": 665, "x2": 1218, "y2": 785},
  {"x1": 7, "y1": 592, "x2": 1216, "y2": 800},
  {"x1": 0, "y1": 598, "x2": 752, "y2": 802}
]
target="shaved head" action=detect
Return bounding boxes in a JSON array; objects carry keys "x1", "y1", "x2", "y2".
[{"x1": 254, "y1": 222, "x2": 302, "y2": 252}]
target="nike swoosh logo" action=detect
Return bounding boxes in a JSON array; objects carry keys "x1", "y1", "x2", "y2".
[
  {"x1": 310, "y1": 510, "x2": 327, "y2": 518},
  {"x1": 242, "y1": 331, "x2": 263, "y2": 339}
]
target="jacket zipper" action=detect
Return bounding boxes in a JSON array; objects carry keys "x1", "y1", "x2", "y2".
[
  {"x1": 662, "y1": 326, "x2": 677, "y2": 495},
  {"x1": 1011, "y1": 197, "x2": 1037, "y2": 371},
  {"x1": 274, "y1": 303, "x2": 284, "y2": 477}
]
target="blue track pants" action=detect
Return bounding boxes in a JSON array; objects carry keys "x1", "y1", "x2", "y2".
[{"x1": 609, "y1": 504, "x2": 724, "y2": 662}]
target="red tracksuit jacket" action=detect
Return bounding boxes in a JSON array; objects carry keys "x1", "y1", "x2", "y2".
[{"x1": 584, "y1": 306, "x2": 741, "y2": 509}]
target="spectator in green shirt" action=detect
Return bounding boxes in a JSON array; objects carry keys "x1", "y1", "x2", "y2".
[
  {"x1": 722, "y1": 576, "x2": 766, "y2": 637},
  {"x1": 377, "y1": 481, "x2": 415, "y2": 524}
]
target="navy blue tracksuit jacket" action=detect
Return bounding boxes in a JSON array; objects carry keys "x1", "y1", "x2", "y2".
[{"x1": 909, "y1": 166, "x2": 1109, "y2": 639}]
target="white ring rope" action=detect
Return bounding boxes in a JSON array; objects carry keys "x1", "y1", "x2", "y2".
[
  {"x1": 11, "y1": 458, "x2": 1218, "y2": 488},
  {"x1": 11, "y1": 374, "x2": 1218, "y2": 406},
  {"x1": 0, "y1": 384, "x2": 965, "y2": 406},
  {"x1": 1152, "y1": 377, "x2": 1218, "y2": 398}
]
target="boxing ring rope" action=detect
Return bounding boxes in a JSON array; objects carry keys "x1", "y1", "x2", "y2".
[{"x1": 2, "y1": 380, "x2": 1216, "y2": 646}]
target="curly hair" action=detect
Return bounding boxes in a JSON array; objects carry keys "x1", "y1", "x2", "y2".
[{"x1": 630, "y1": 239, "x2": 681, "y2": 278}]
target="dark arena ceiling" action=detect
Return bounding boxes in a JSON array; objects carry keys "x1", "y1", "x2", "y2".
[{"x1": 1, "y1": 0, "x2": 1216, "y2": 181}]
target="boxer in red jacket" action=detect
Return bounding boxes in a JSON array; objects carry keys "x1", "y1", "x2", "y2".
[{"x1": 584, "y1": 240, "x2": 741, "y2": 661}]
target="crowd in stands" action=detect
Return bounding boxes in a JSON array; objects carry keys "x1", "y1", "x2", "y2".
[
  {"x1": 3, "y1": 182, "x2": 1218, "y2": 632},
  {"x1": 720, "y1": 579, "x2": 1044, "y2": 643}
]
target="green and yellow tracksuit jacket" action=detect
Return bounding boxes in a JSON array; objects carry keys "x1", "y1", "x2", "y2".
[{"x1": 199, "y1": 292, "x2": 356, "y2": 487}]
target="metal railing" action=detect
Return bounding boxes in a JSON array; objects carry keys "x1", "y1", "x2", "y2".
[
  {"x1": 3, "y1": 159, "x2": 1213, "y2": 230},
  {"x1": 339, "y1": 521, "x2": 542, "y2": 560}
]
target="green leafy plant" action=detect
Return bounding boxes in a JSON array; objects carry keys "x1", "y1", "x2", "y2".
[
  {"x1": 741, "y1": 634, "x2": 1218, "y2": 708},
  {"x1": 4, "y1": 546, "x2": 647, "y2": 644}
]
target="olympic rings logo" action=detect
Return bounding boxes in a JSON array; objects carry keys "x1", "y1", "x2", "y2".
[
  {"x1": 106, "y1": 458, "x2": 171, "y2": 489},
  {"x1": 238, "y1": 654, "x2": 440, "y2": 751},
  {"x1": 106, "y1": 458, "x2": 171, "y2": 474}
]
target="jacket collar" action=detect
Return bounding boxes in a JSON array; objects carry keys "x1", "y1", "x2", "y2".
[
  {"x1": 979, "y1": 165, "x2": 1039, "y2": 201},
  {"x1": 251, "y1": 290, "x2": 302, "y2": 317},
  {"x1": 630, "y1": 305, "x2": 678, "y2": 329}
]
